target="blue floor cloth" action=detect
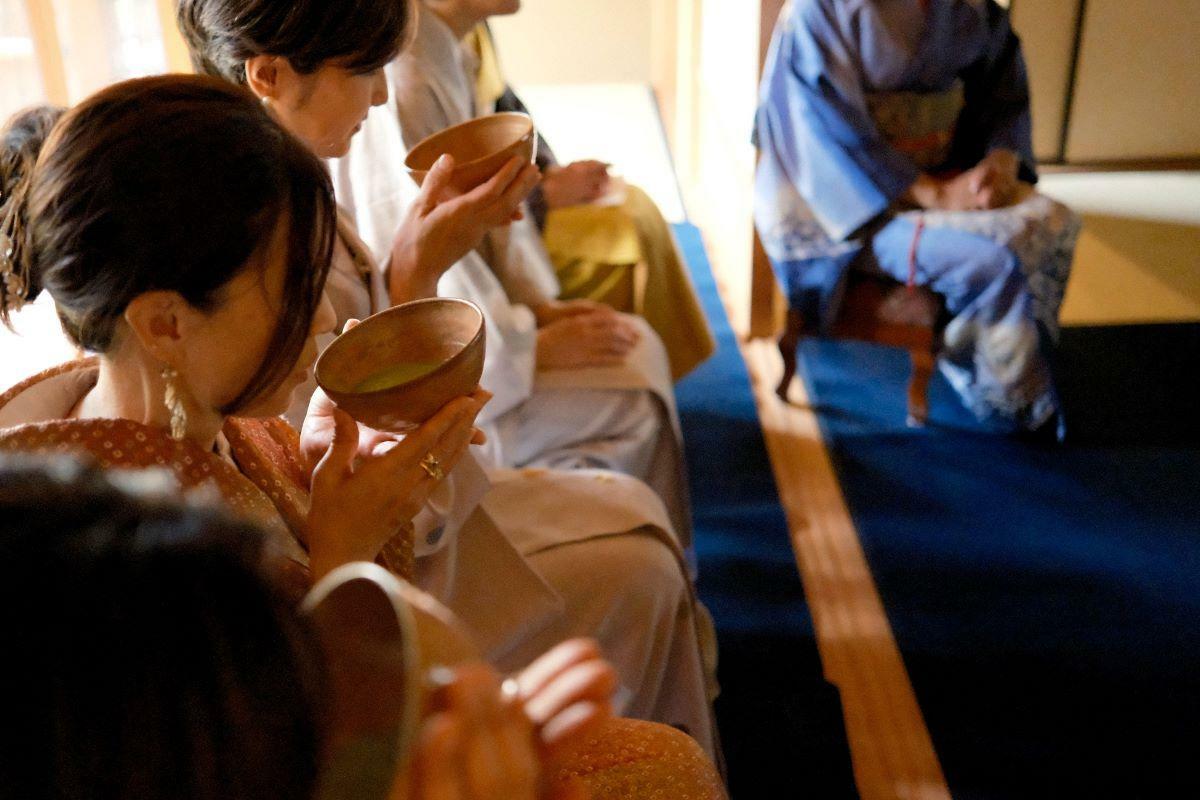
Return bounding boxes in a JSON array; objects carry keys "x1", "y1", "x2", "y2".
[
  {"x1": 796, "y1": 323, "x2": 1200, "y2": 798},
  {"x1": 672, "y1": 224, "x2": 859, "y2": 799}
]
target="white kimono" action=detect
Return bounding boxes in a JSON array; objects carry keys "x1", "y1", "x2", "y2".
[
  {"x1": 287, "y1": 211, "x2": 719, "y2": 756},
  {"x1": 332, "y1": 6, "x2": 694, "y2": 557}
]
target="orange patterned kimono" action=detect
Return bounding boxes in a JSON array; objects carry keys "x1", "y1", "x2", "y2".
[{"x1": 0, "y1": 359, "x2": 726, "y2": 800}]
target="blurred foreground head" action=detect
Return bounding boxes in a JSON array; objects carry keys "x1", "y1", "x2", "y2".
[{"x1": 0, "y1": 454, "x2": 326, "y2": 800}]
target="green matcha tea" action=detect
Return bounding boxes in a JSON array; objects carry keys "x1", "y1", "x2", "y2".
[{"x1": 353, "y1": 361, "x2": 441, "y2": 393}]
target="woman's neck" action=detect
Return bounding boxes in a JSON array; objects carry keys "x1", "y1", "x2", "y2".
[
  {"x1": 76, "y1": 355, "x2": 225, "y2": 450},
  {"x1": 425, "y1": 2, "x2": 481, "y2": 41}
]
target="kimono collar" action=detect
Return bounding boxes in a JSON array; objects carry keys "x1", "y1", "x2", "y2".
[
  {"x1": 335, "y1": 207, "x2": 381, "y2": 315},
  {"x1": 408, "y1": 7, "x2": 478, "y2": 118},
  {"x1": 0, "y1": 359, "x2": 317, "y2": 597}
]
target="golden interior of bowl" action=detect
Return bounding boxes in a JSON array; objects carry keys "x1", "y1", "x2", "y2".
[
  {"x1": 404, "y1": 112, "x2": 536, "y2": 191},
  {"x1": 315, "y1": 298, "x2": 485, "y2": 432}
]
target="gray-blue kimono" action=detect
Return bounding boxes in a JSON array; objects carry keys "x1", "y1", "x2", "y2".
[{"x1": 754, "y1": 0, "x2": 1081, "y2": 431}]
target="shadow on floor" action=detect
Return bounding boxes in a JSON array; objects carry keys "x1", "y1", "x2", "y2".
[{"x1": 796, "y1": 322, "x2": 1200, "y2": 798}]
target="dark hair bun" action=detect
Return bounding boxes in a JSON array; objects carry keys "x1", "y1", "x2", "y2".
[{"x1": 1, "y1": 105, "x2": 65, "y2": 321}]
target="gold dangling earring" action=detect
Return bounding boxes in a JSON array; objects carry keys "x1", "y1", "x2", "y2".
[{"x1": 161, "y1": 366, "x2": 188, "y2": 441}]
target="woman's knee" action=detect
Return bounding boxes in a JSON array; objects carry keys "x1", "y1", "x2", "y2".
[
  {"x1": 597, "y1": 532, "x2": 688, "y2": 607},
  {"x1": 548, "y1": 531, "x2": 689, "y2": 619}
]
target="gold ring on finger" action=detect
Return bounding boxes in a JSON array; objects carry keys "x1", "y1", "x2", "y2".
[{"x1": 420, "y1": 453, "x2": 445, "y2": 481}]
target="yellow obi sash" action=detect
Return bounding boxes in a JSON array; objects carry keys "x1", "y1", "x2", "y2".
[
  {"x1": 467, "y1": 24, "x2": 507, "y2": 116},
  {"x1": 544, "y1": 200, "x2": 643, "y2": 266}
]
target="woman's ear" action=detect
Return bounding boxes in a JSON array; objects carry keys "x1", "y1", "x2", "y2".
[
  {"x1": 244, "y1": 55, "x2": 281, "y2": 101},
  {"x1": 123, "y1": 291, "x2": 192, "y2": 366}
]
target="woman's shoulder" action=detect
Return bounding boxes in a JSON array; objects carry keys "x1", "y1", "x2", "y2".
[{"x1": 0, "y1": 357, "x2": 98, "y2": 423}]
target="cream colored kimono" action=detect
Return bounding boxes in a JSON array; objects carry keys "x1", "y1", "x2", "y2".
[
  {"x1": 332, "y1": 6, "x2": 694, "y2": 557},
  {"x1": 284, "y1": 211, "x2": 718, "y2": 756}
]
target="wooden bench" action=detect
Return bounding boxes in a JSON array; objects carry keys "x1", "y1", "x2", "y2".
[{"x1": 776, "y1": 273, "x2": 948, "y2": 427}]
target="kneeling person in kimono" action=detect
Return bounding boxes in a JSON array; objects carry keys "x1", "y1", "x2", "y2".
[{"x1": 755, "y1": 0, "x2": 1081, "y2": 433}]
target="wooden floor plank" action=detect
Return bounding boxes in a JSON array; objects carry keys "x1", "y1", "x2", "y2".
[{"x1": 744, "y1": 339, "x2": 951, "y2": 800}]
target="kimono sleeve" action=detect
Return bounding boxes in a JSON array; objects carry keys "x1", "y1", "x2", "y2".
[
  {"x1": 437, "y1": 254, "x2": 538, "y2": 424},
  {"x1": 948, "y1": 0, "x2": 1038, "y2": 183},
  {"x1": 391, "y1": 66, "x2": 456, "y2": 151},
  {"x1": 755, "y1": 0, "x2": 918, "y2": 241}
]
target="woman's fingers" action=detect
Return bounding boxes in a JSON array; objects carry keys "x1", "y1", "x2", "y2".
[
  {"x1": 464, "y1": 157, "x2": 525, "y2": 208},
  {"x1": 413, "y1": 714, "x2": 463, "y2": 800},
  {"x1": 515, "y1": 639, "x2": 605, "y2": 702},
  {"x1": 364, "y1": 394, "x2": 486, "y2": 492},
  {"x1": 418, "y1": 411, "x2": 483, "y2": 487},
  {"x1": 522, "y1": 660, "x2": 618, "y2": 729},
  {"x1": 462, "y1": 723, "x2": 506, "y2": 798},
  {"x1": 448, "y1": 159, "x2": 538, "y2": 229},
  {"x1": 398, "y1": 395, "x2": 483, "y2": 456},
  {"x1": 311, "y1": 406, "x2": 360, "y2": 487},
  {"x1": 497, "y1": 164, "x2": 542, "y2": 219},
  {"x1": 418, "y1": 153, "x2": 460, "y2": 213},
  {"x1": 489, "y1": 703, "x2": 539, "y2": 797},
  {"x1": 538, "y1": 700, "x2": 611, "y2": 757},
  {"x1": 516, "y1": 641, "x2": 617, "y2": 763},
  {"x1": 440, "y1": 667, "x2": 505, "y2": 798},
  {"x1": 433, "y1": 665, "x2": 540, "y2": 800}
]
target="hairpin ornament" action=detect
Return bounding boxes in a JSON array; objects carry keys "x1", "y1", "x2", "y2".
[{"x1": 1, "y1": 208, "x2": 26, "y2": 310}]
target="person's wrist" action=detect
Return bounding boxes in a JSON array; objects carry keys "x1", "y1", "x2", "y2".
[
  {"x1": 388, "y1": 245, "x2": 441, "y2": 303},
  {"x1": 532, "y1": 301, "x2": 560, "y2": 327},
  {"x1": 308, "y1": 538, "x2": 372, "y2": 581},
  {"x1": 542, "y1": 185, "x2": 565, "y2": 210},
  {"x1": 987, "y1": 147, "x2": 1019, "y2": 175},
  {"x1": 309, "y1": 512, "x2": 393, "y2": 573},
  {"x1": 906, "y1": 173, "x2": 943, "y2": 210},
  {"x1": 389, "y1": 272, "x2": 440, "y2": 304}
]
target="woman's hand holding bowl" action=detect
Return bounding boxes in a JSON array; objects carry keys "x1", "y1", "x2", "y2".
[
  {"x1": 388, "y1": 153, "x2": 541, "y2": 304},
  {"x1": 303, "y1": 383, "x2": 490, "y2": 581}
]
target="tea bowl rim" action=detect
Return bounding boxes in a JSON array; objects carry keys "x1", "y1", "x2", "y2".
[
  {"x1": 314, "y1": 296, "x2": 485, "y2": 399},
  {"x1": 403, "y1": 111, "x2": 535, "y2": 176}
]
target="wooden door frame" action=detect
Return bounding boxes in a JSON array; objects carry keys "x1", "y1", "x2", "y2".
[
  {"x1": 653, "y1": 0, "x2": 783, "y2": 338},
  {"x1": 749, "y1": 0, "x2": 788, "y2": 339},
  {"x1": 22, "y1": 0, "x2": 68, "y2": 104},
  {"x1": 156, "y1": 0, "x2": 195, "y2": 73}
]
